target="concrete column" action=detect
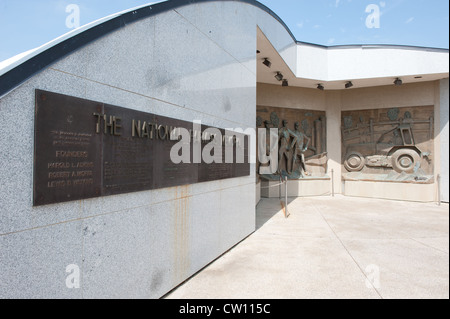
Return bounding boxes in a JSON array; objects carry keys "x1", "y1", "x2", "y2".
[
  {"x1": 325, "y1": 91, "x2": 342, "y2": 194},
  {"x1": 439, "y1": 78, "x2": 449, "y2": 202}
]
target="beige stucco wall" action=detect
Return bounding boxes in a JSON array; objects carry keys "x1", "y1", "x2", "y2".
[
  {"x1": 340, "y1": 81, "x2": 435, "y2": 111},
  {"x1": 257, "y1": 83, "x2": 327, "y2": 111},
  {"x1": 257, "y1": 81, "x2": 442, "y2": 202}
]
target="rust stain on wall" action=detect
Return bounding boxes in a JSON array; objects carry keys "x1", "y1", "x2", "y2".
[{"x1": 172, "y1": 185, "x2": 191, "y2": 284}]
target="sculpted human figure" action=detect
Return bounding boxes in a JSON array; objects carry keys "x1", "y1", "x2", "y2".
[
  {"x1": 290, "y1": 122, "x2": 311, "y2": 177},
  {"x1": 264, "y1": 120, "x2": 273, "y2": 155},
  {"x1": 258, "y1": 120, "x2": 278, "y2": 174},
  {"x1": 278, "y1": 120, "x2": 293, "y2": 174}
]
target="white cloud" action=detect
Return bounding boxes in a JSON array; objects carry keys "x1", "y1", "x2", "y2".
[{"x1": 405, "y1": 17, "x2": 414, "y2": 24}]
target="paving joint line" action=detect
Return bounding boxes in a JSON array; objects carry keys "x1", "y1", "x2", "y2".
[
  {"x1": 410, "y1": 237, "x2": 449, "y2": 255},
  {"x1": 309, "y1": 201, "x2": 384, "y2": 299}
]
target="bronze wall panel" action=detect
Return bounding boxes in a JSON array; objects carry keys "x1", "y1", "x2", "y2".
[
  {"x1": 152, "y1": 115, "x2": 198, "y2": 190},
  {"x1": 101, "y1": 104, "x2": 155, "y2": 196},
  {"x1": 33, "y1": 90, "x2": 250, "y2": 206},
  {"x1": 33, "y1": 90, "x2": 102, "y2": 206}
]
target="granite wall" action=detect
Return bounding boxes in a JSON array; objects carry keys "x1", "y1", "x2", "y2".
[
  {"x1": 440, "y1": 78, "x2": 449, "y2": 202},
  {"x1": 0, "y1": 1, "x2": 294, "y2": 298}
]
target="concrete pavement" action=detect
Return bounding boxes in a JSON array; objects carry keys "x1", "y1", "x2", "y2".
[{"x1": 165, "y1": 195, "x2": 449, "y2": 299}]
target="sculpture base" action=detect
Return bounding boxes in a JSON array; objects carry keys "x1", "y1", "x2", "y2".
[
  {"x1": 343, "y1": 180, "x2": 437, "y2": 202},
  {"x1": 260, "y1": 177, "x2": 331, "y2": 198},
  {"x1": 343, "y1": 172, "x2": 434, "y2": 184}
]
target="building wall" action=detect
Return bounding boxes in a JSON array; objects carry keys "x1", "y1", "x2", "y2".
[
  {"x1": 257, "y1": 81, "x2": 444, "y2": 202},
  {"x1": 341, "y1": 82, "x2": 439, "y2": 202},
  {"x1": 340, "y1": 81, "x2": 435, "y2": 110},
  {"x1": 439, "y1": 78, "x2": 449, "y2": 202},
  {"x1": 0, "y1": 1, "x2": 295, "y2": 299}
]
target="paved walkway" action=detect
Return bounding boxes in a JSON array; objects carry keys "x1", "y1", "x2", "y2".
[{"x1": 166, "y1": 196, "x2": 449, "y2": 299}]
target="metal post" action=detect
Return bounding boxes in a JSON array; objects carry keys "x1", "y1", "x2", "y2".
[
  {"x1": 331, "y1": 169, "x2": 335, "y2": 197},
  {"x1": 437, "y1": 174, "x2": 441, "y2": 206},
  {"x1": 285, "y1": 176, "x2": 289, "y2": 218},
  {"x1": 279, "y1": 176, "x2": 282, "y2": 201}
]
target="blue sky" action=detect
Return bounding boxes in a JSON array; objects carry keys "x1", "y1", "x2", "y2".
[{"x1": 0, "y1": 0, "x2": 448, "y2": 62}]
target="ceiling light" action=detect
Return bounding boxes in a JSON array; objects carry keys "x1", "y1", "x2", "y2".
[
  {"x1": 394, "y1": 78, "x2": 403, "y2": 86},
  {"x1": 282, "y1": 79, "x2": 289, "y2": 87},
  {"x1": 317, "y1": 84, "x2": 324, "y2": 91},
  {"x1": 275, "y1": 72, "x2": 284, "y2": 81},
  {"x1": 262, "y1": 58, "x2": 271, "y2": 68},
  {"x1": 345, "y1": 81, "x2": 353, "y2": 89}
]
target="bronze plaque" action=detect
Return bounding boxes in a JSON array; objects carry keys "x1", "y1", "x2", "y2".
[
  {"x1": 101, "y1": 105, "x2": 155, "y2": 196},
  {"x1": 34, "y1": 90, "x2": 102, "y2": 206},
  {"x1": 34, "y1": 90, "x2": 250, "y2": 206}
]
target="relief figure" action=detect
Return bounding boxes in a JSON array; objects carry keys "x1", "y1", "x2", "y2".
[
  {"x1": 278, "y1": 120, "x2": 293, "y2": 174},
  {"x1": 290, "y1": 122, "x2": 311, "y2": 177}
]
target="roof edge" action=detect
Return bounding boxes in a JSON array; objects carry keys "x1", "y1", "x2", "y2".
[
  {"x1": 296, "y1": 41, "x2": 449, "y2": 53},
  {"x1": 1, "y1": 0, "x2": 448, "y2": 98},
  {"x1": 1, "y1": 0, "x2": 296, "y2": 98}
]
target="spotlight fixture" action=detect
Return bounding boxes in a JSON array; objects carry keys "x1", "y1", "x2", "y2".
[
  {"x1": 262, "y1": 58, "x2": 271, "y2": 68},
  {"x1": 394, "y1": 78, "x2": 403, "y2": 86},
  {"x1": 274, "y1": 72, "x2": 284, "y2": 81},
  {"x1": 282, "y1": 79, "x2": 289, "y2": 87},
  {"x1": 345, "y1": 81, "x2": 353, "y2": 89},
  {"x1": 317, "y1": 84, "x2": 324, "y2": 91}
]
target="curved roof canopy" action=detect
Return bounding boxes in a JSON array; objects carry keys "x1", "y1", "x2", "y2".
[{"x1": 0, "y1": 0, "x2": 448, "y2": 96}]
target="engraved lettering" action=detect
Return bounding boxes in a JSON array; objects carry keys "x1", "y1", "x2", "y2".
[
  {"x1": 48, "y1": 171, "x2": 71, "y2": 179},
  {"x1": 142, "y1": 121, "x2": 150, "y2": 139},
  {"x1": 71, "y1": 162, "x2": 94, "y2": 168},
  {"x1": 104, "y1": 115, "x2": 114, "y2": 135},
  {"x1": 158, "y1": 125, "x2": 168, "y2": 140},
  {"x1": 76, "y1": 170, "x2": 93, "y2": 177},
  {"x1": 149, "y1": 123, "x2": 156, "y2": 139},
  {"x1": 47, "y1": 180, "x2": 66, "y2": 188},
  {"x1": 72, "y1": 178, "x2": 94, "y2": 186},
  {"x1": 132, "y1": 120, "x2": 141, "y2": 137},
  {"x1": 48, "y1": 162, "x2": 71, "y2": 169},
  {"x1": 56, "y1": 151, "x2": 88, "y2": 158},
  {"x1": 93, "y1": 113, "x2": 103, "y2": 133},
  {"x1": 114, "y1": 117, "x2": 122, "y2": 136}
]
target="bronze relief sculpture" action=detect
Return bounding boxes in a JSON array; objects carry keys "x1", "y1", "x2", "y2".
[
  {"x1": 257, "y1": 106, "x2": 328, "y2": 180},
  {"x1": 341, "y1": 106, "x2": 434, "y2": 183}
]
